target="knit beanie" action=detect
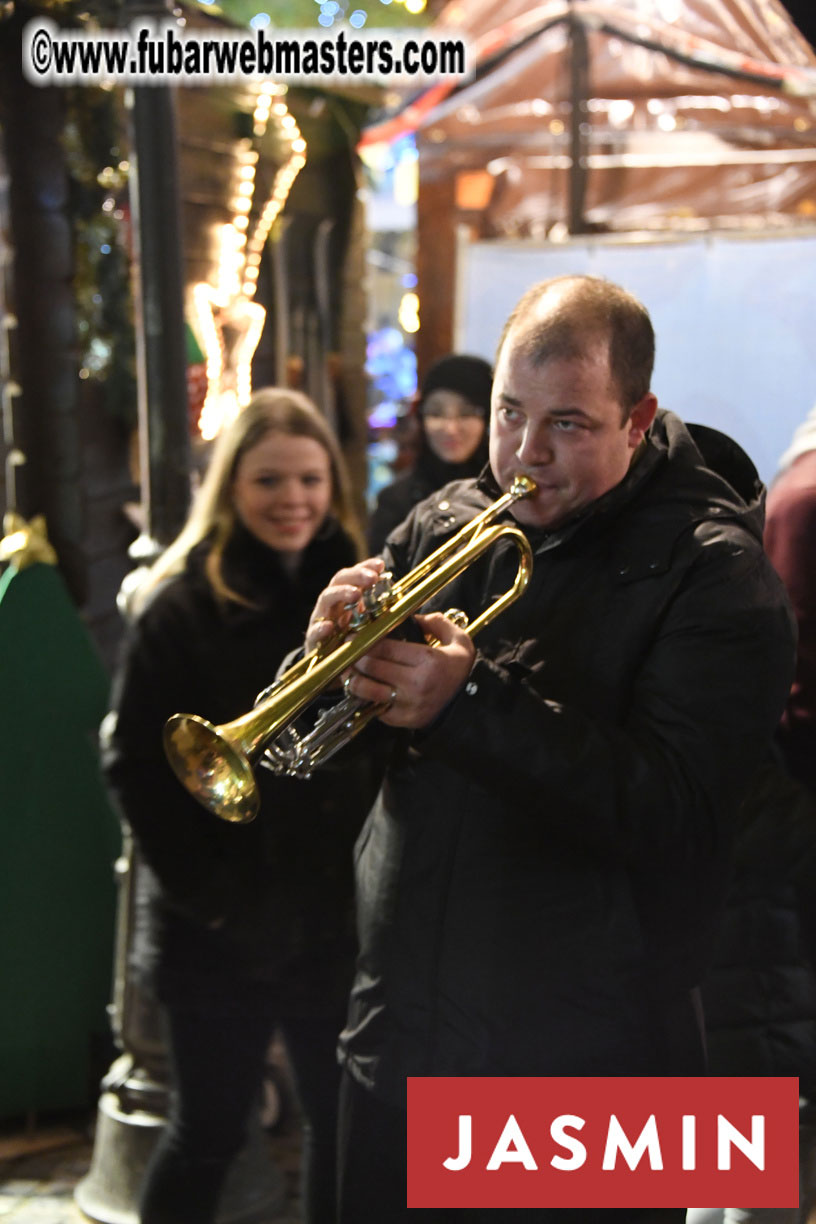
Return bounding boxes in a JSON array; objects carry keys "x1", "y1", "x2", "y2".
[{"x1": 419, "y1": 354, "x2": 493, "y2": 414}]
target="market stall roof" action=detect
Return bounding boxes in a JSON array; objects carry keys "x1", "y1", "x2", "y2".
[{"x1": 366, "y1": 0, "x2": 816, "y2": 233}]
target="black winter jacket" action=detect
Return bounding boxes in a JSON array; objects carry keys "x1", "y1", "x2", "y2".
[
  {"x1": 103, "y1": 522, "x2": 377, "y2": 1015},
  {"x1": 700, "y1": 757, "x2": 816, "y2": 1091},
  {"x1": 339, "y1": 410, "x2": 797, "y2": 1099}
]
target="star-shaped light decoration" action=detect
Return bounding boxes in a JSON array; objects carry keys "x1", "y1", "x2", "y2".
[{"x1": 193, "y1": 83, "x2": 308, "y2": 441}]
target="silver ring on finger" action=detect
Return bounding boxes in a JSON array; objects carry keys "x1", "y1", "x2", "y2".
[
  {"x1": 342, "y1": 674, "x2": 353, "y2": 698},
  {"x1": 388, "y1": 686, "x2": 398, "y2": 709}
]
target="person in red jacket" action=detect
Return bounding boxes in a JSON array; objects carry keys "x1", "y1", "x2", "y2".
[{"x1": 765, "y1": 407, "x2": 816, "y2": 795}]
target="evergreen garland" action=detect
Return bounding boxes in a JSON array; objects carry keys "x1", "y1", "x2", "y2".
[
  {"x1": 62, "y1": 79, "x2": 137, "y2": 427},
  {"x1": 37, "y1": 0, "x2": 137, "y2": 426}
]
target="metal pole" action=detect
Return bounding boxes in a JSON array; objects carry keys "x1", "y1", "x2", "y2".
[
  {"x1": 124, "y1": 0, "x2": 191, "y2": 559},
  {"x1": 568, "y1": 5, "x2": 590, "y2": 235}
]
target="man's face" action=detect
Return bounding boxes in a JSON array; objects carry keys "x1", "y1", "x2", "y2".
[{"x1": 489, "y1": 331, "x2": 657, "y2": 530}]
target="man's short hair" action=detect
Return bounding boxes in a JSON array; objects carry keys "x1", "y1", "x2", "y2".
[{"x1": 496, "y1": 275, "x2": 655, "y2": 417}]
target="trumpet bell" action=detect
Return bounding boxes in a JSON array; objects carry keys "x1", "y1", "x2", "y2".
[{"x1": 163, "y1": 714, "x2": 259, "y2": 824}]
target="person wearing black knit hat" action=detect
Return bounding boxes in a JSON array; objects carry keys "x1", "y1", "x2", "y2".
[{"x1": 368, "y1": 353, "x2": 492, "y2": 553}]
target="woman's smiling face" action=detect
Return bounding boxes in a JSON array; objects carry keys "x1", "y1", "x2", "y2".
[{"x1": 231, "y1": 431, "x2": 333, "y2": 557}]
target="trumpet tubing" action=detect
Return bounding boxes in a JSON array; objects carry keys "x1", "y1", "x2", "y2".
[{"x1": 163, "y1": 475, "x2": 536, "y2": 823}]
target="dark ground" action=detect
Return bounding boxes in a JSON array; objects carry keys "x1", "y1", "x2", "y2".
[{"x1": 0, "y1": 1105, "x2": 305, "y2": 1223}]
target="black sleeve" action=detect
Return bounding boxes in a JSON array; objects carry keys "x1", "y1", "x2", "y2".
[
  {"x1": 367, "y1": 476, "x2": 424, "y2": 557},
  {"x1": 102, "y1": 597, "x2": 257, "y2": 927},
  {"x1": 368, "y1": 487, "x2": 400, "y2": 556},
  {"x1": 420, "y1": 537, "x2": 796, "y2": 869},
  {"x1": 729, "y1": 752, "x2": 816, "y2": 882}
]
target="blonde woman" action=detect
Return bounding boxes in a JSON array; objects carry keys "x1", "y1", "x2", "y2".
[{"x1": 103, "y1": 389, "x2": 374, "y2": 1224}]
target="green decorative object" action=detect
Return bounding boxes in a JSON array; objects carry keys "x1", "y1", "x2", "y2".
[{"x1": 0, "y1": 552, "x2": 121, "y2": 1120}]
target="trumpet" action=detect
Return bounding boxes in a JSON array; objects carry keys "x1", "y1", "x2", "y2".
[{"x1": 163, "y1": 474, "x2": 536, "y2": 824}]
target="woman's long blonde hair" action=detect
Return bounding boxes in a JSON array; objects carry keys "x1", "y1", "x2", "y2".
[{"x1": 132, "y1": 388, "x2": 363, "y2": 613}]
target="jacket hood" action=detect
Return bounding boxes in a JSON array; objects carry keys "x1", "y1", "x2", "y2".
[{"x1": 646, "y1": 410, "x2": 767, "y2": 544}]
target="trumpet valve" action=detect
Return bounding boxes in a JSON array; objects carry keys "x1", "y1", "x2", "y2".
[{"x1": 347, "y1": 571, "x2": 395, "y2": 630}]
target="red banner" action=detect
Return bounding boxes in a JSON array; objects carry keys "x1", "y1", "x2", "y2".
[{"x1": 407, "y1": 1077, "x2": 800, "y2": 1209}]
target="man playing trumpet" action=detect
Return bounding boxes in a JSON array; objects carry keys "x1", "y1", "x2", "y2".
[{"x1": 306, "y1": 275, "x2": 796, "y2": 1223}]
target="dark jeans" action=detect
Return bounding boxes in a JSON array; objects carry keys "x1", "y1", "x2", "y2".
[
  {"x1": 139, "y1": 1004, "x2": 343, "y2": 1224},
  {"x1": 337, "y1": 1071, "x2": 687, "y2": 1223}
]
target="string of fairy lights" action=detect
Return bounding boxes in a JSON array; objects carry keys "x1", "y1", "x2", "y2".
[
  {"x1": 189, "y1": 0, "x2": 429, "y2": 439},
  {"x1": 193, "y1": 81, "x2": 307, "y2": 440},
  {"x1": 4, "y1": 0, "x2": 430, "y2": 442}
]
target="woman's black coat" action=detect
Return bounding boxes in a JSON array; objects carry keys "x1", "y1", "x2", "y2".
[
  {"x1": 103, "y1": 522, "x2": 378, "y2": 1015},
  {"x1": 368, "y1": 436, "x2": 489, "y2": 555}
]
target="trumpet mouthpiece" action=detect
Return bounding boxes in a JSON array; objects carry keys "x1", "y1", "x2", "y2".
[{"x1": 510, "y1": 474, "x2": 537, "y2": 499}]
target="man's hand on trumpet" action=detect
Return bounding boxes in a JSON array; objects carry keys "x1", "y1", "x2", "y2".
[
  {"x1": 347, "y1": 611, "x2": 474, "y2": 729},
  {"x1": 304, "y1": 557, "x2": 388, "y2": 651},
  {"x1": 304, "y1": 559, "x2": 475, "y2": 729}
]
